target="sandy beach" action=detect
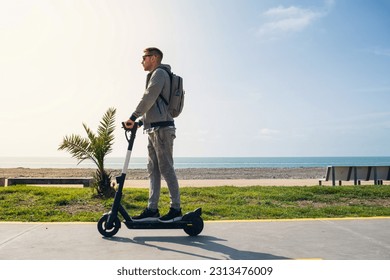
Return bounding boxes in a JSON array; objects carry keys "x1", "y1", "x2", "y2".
[
  {"x1": 0, "y1": 167, "x2": 331, "y2": 187},
  {"x1": 0, "y1": 167, "x2": 325, "y2": 179}
]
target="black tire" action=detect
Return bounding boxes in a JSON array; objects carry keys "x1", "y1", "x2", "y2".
[
  {"x1": 97, "y1": 214, "x2": 121, "y2": 237},
  {"x1": 183, "y1": 216, "x2": 204, "y2": 236}
]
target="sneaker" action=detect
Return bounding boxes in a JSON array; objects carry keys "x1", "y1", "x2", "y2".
[
  {"x1": 132, "y1": 208, "x2": 160, "y2": 222},
  {"x1": 159, "y1": 207, "x2": 182, "y2": 223}
]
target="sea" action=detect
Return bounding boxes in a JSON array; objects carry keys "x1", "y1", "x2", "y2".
[{"x1": 1, "y1": 156, "x2": 390, "y2": 169}]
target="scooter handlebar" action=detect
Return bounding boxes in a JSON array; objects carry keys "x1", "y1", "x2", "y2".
[
  {"x1": 121, "y1": 121, "x2": 138, "y2": 145},
  {"x1": 121, "y1": 121, "x2": 138, "y2": 132}
]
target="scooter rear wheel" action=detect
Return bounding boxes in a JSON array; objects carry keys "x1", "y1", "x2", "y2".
[
  {"x1": 183, "y1": 216, "x2": 204, "y2": 236},
  {"x1": 97, "y1": 214, "x2": 121, "y2": 237}
]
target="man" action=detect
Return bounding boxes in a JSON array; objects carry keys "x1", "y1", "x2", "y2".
[{"x1": 124, "y1": 47, "x2": 182, "y2": 223}]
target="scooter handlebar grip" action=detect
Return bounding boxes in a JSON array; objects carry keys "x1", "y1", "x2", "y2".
[
  {"x1": 121, "y1": 122, "x2": 129, "y2": 131},
  {"x1": 122, "y1": 121, "x2": 139, "y2": 133},
  {"x1": 122, "y1": 121, "x2": 134, "y2": 131}
]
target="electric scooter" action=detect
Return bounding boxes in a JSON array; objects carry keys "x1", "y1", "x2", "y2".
[{"x1": 97, "y1": 122, "x2": 204, "y2": 237}]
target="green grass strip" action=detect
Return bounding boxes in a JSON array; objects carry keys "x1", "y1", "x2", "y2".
[{"x1": 0, "y1": 185, "x2": 389, "y2": 222}]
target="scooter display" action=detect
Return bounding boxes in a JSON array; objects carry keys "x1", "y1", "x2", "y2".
[{"x1": 97, "y1": 122, "x2": 204, "y2": 237}]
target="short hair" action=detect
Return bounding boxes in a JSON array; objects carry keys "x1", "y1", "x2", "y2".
[{"x1": 144, "y1": 47, "x2": 163, "y2": 62}]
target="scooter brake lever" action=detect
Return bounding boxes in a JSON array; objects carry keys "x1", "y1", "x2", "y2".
[{"x1": 121, "y1": 122, "x2": 132, "y2": 131}]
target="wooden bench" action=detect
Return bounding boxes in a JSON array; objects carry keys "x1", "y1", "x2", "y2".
[
  {"x1": 319, "y1": 166, "x2": 390, "y2": 186},
  {"x1": 6, "y1": 177, "x2": 94, "y2": 187}
]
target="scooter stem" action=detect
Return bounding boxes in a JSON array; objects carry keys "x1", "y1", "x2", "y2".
[
  {"x1": 106, "y1": 122, "x2": 138, "y2": 228},
  {"x1": 121, "y1": 122, "x2": 138, "y2": 175}
]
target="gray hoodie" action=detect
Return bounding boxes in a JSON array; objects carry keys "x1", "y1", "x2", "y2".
[{"x1": 130, "y1": 64, "x2": 173, "y2": 130}]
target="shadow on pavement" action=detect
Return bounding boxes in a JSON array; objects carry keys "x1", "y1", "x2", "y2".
[{"x1": 104, "y1": 235, "x2": 289, "y2": 260}]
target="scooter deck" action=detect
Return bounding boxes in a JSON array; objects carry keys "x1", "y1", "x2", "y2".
[
  {"x1": 124, "y1": 207, "x2": 202, "y2": 230},
  {"x1": 124, "y1": 220, "x2": 191, "y2": 230}
]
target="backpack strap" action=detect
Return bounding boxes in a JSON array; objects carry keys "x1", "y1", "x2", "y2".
[
  {"x1": 158, "y1": 68, "x2": 172, "y2": 105},
  {"x1": 159, "y1": 92, "x2": 169, "y2": 105}
]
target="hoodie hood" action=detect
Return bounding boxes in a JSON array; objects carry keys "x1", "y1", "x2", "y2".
[{"x1": 158, "y1": 64, "x2": 171, "y2": 73}]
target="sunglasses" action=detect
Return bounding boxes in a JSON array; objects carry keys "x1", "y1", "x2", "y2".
[{"x1": 142, "y1": 54, "x2": 153, "y2": 61}]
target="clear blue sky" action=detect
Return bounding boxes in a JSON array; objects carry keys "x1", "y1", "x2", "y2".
[{"x1": 1, "y1": 0, "x2": 389, "y2": 158}]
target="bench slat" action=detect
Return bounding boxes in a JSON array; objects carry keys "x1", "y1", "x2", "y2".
[{"x1": 7, "y1": 177, "x2": 93, "y2": 187}]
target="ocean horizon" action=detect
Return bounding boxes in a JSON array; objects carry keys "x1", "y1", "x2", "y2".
[{"x1": 1, "y1": 156, "x2": 390, "y2": 169}]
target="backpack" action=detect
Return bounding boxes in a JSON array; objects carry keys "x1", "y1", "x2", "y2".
[{"x1": 160, "y1": 70, "x2": 185, "y2": 118}]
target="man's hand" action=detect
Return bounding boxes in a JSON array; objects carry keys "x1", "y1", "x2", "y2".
[{"x1": 124, "y1": 119, "x2": 135, "y2": 129}]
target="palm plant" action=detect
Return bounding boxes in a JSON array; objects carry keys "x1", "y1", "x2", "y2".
[{"x1": 58, "y1": 107, "x2": 116, "y2": 198}]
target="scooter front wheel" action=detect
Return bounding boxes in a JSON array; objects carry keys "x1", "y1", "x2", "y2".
[{"x1": 97, "y1": 214, "x2": 121, "y2": 237}]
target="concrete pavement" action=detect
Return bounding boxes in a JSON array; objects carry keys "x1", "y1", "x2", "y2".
[{"x1": 0, "y1": 217, "x2": 390, "y2": 260}]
